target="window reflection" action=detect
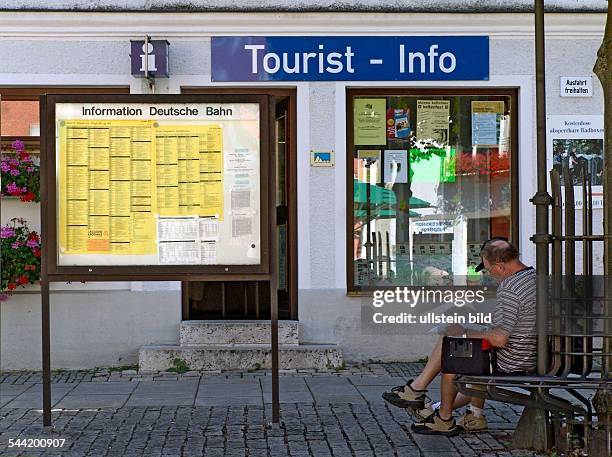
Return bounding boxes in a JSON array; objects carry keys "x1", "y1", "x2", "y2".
[{"x1": 351, "y1": 94, "x2": 513, "y2": 288}]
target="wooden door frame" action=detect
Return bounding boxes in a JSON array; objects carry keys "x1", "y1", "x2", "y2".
[{"x1": 180, "y1": 87, "x2": 298, "y2": 320}]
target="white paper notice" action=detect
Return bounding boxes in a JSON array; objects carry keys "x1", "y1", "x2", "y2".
[
  {"x1": 232, "y1": 217, "x2": 252, "y2": 237},
  {"x1": 201, "y1": 241, "x2": 217, "y2": 264},
  {"x1": 158, "y1": 217, "x2": 199, "y2": 241},
  {"x1": 231, "y1": 189, "x2": 251, "y2": 210},
  {"x1": 416, "y1": 100, "x2": 450, "y2": 145},
  {"x1": 158, "y1": 241, "x2": 199, "y2": 264},
  {"x1": 199, "y1": 216, "x2": 219, "y2": 241},
  {"x1": 383, "y1": 150, "x2": 409, "y2": 184}
]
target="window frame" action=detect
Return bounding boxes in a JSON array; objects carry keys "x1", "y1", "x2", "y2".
[
  {"x1": 1, "y1": 86, "x2": 130, "y2": 150},
  {"x1": 346, "y1": 87, "x2": 519, "y2": 295}
]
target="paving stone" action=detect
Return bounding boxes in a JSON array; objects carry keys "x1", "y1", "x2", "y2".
[{"x1": 0, "y1": 363, "x2": 543, "y2": 457}]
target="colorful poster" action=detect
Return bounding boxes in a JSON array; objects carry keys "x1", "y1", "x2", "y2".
[
  {"x1": 471, "y1": 101, "x2": 505, "y2": 148},
  {"x1": 357, "y1": 150, "x2": 382, "y2": 183},
  {"x1": 383, "y1": 150, "x2": 408, "y2": 184},
  {"x1": 354, "y1": 98, "x2": 386, "y2": 145},
  {"x1": 416, "y1": 100, "x2": 450, "y2": 145},
  {"x1": 547, "y1": 115, "x2": 604, "y2": 209},
  {"x1": 386, "y1": 108, "x2": 411, "y2": 139}
]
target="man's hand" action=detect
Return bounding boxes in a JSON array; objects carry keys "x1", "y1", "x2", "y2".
[{"x1": 445, "y1": 324, "x2": 465, "y2": 337}]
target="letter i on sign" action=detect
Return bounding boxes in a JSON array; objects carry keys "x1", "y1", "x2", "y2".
[{"x1": 140, "y1": 43, "x2": 157, "y2": 72}]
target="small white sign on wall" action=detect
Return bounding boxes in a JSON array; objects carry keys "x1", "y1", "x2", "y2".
[
  {"x1": 310, "y1": 150, "x2": 334, "y2": 167},
  {"x1": 560, "y1": 76, "x2": 593, "y2": 97}
]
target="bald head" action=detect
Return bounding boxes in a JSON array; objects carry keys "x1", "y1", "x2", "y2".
[{"x1": 481, "y1": 239, "x2": 519, "y2": 265}]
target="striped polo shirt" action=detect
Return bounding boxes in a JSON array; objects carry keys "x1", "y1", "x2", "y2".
[{"x1": 492, "y1": 267, "x2": 537, "y2": 374}]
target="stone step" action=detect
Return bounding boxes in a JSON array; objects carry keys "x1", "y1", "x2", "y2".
[
  {"x1": 139, "y1": 344, "x2": 342, "y2": 371},
  {"x1": 180, "y1": 320, "x2": 299, "y2": 346}
]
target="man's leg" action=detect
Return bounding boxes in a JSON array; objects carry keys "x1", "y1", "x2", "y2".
[
  {"x1": 411, "y1": 371, "x2": 461, "y2": 436},
  {"x1": 410, "y1": 336, "x2": 443, "y2": 390},
  {"x1": 438, "y1": 373, "x2": 459, "y2": 420},
  {"x1": 382, "y1": 336, "x2": 443, "y2": 408}
]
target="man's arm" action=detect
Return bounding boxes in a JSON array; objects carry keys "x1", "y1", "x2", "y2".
[
  {"x1": 444, "y1": 324, "x2": 510, "y2": 347},
  {"x1": 466, "y1": 327, "x2": 510, "y2": 348}
]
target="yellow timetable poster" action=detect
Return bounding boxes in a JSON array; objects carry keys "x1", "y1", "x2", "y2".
[
  {"x1": 155, "y1": 125, "x2": 224, "y2": 219},
  {"x1": 59, "y1": 120, "x2": 157, "y2": 255},
  {"x1": 59, "y1": 121, "x2": 225, "y2": 255}
]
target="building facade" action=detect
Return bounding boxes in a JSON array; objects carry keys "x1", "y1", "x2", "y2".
[{"x1": 0, "y1": 1, "x2": 607, "y2": 370}]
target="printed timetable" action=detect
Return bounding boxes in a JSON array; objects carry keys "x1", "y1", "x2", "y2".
[{"x1": 59, "y1": 120, "x2": 224, "y2": 255}]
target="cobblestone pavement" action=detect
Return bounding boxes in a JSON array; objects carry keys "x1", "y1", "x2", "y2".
[{"x1": 0, "y1": 363, "x2": 544, "y2": 457}]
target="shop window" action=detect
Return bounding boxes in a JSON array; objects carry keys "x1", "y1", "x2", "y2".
[{"x1": 348, "y1": 89, "x2": 517, "y2": 291}]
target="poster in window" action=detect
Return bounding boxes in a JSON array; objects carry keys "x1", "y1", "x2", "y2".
[
  {"x1": 547, "y1": 115, "x2": 604, "y2": 209},
  {"x1": 357, "y1": 149, "x2": 381, "y2": 183},
  {"x1": 416, "y1": 100, "x2": 450, "y2": 145},
  {"x1": 383, "y1": 150, "x2": 408, "y2": 184},
  {"x1": 386, "y1": 108, "x2": 411, "y2": 139},
  {"x1": 471, "y1": 101, "x2": 504, "y2": 148},
  {"x1": 354, "y1": 98, "x2": 386, "y2": 145}
]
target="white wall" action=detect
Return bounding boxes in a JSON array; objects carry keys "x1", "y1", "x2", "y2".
[
  {"x1": 0, "y1": 291, "x2": 181, "y2": 370},
  {"x1": 0, "y1": 11, "x2": 606, "y2": 366}
]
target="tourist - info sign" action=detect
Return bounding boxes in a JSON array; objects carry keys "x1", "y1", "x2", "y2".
[
  {"x1": 211, "y1": 36, "x2": 489, "y2": 81},
  {"x1": 55, "y1": 102, "x2": 261, "y2": 266}
]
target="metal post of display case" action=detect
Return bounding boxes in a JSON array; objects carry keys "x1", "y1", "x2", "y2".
[
  {"x1": 40, "y1": 95, "x2": 52, "y2": 426},
  {"x1": 269, "y1": 96, "x2": 280, "y2": 424}
]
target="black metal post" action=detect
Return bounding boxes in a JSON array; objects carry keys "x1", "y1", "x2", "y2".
[
  {"x1": 531, "y1": 0, "x2": 552, "y2": 377},
  {"x1": 39, "y1": 94, "x2": 52, "y2": 427},
  {"x1": 41, "y1": 277, "x2": 51, "y2": 426},
  {"x1": 269, "y1": 96, "x2": 280, "y2": 424}
]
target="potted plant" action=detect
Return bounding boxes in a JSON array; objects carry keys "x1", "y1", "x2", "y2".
[
  {"x1": 1, "y1": 139, "x2": 40, "y2": 202},
  {"x1": 0, "y1": 218, "x2": 41, "y2": 301}
]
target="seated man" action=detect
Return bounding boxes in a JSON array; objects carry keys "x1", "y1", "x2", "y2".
[{"x1": 382, "y1": 239, "x2": 537, "y2": 435}]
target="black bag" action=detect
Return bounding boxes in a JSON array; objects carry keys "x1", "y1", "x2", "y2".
[{"x1": 441, "y1": 336, "x2": 493, "y2": 375}]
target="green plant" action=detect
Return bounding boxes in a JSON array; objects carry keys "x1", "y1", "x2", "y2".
[
  {"x1": 334, "y1": 361, "x2": 347, "y2": 372},
  {"x1": 1, "y1": 140, "x2": 40, "y2": 202},
  {"x1": 108, "y1": 364, "x2": 139, "y2": 373},
  {"x1": 1, "y1": 218, "x2": 41, "y2": 300},
  {"x1": 166, "y1": 358, "x2": 189, "y2": 374},
  {"x1": 247, "y1": 362, "x2": 262, "y2": 373}
]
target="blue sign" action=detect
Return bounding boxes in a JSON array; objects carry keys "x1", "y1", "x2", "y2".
[
  {"x1": 130, "y1": 40, "x2": 170, "y2": 78},
  {"x1": 211, "y1": 36, "x2": 488, "y2": 82}
]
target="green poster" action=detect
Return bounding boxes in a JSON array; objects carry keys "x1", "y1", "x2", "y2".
[{"x1": 354, "y1": 98, "x2": 386, "y2": 145}]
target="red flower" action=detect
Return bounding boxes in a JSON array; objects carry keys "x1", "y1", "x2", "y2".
[
  {"x1": 17, "y1": 275, "x2": 29, "y2": 285},
  {"x1": 7, "y1": 283, "x2": 16, "y2": 290},
  {"x1": 27, "y1": 232, "x2": 39, "y2": 241},
  {"x1": 20, "y1": 191, "x2": 36, "y2": 202},
  {"x1": 33, "y1": 248, "x2": 41, "y2": 257}
]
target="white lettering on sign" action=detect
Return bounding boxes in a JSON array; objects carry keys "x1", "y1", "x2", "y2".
[
  {"x1": 560, "y1": 76, "x2": 593, "y2": 97},
  {"x1": 245, "y1": 44, "x2": 355, "y2": 75},
  {"x1": 140, "y1": 42, "x2": 157, "y2": 72},
  {"x1": 399, "y1": 44, "x2": 457, "y2": 74}
]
